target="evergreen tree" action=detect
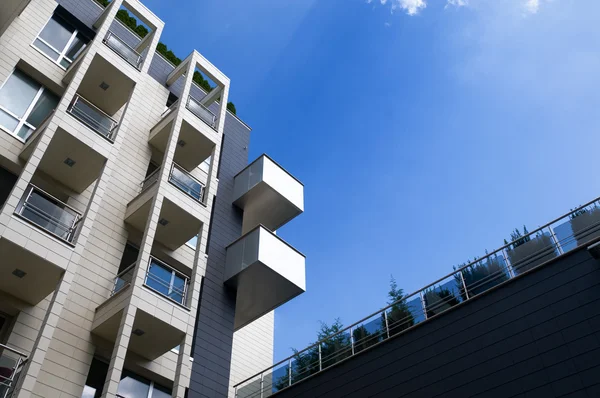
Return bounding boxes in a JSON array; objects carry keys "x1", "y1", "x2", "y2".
[{"x1": 385, "y1": 276, "x2": 414, "y2": 336}]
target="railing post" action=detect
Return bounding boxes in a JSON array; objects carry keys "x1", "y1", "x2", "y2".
[
  {"x1": 458, "y1": 271, "x2": 470, "y2": 300},
  {"x1": 318, "y1": 343, "x2": 322, "y2": 371},
  {"x1": 349, "y1": 327, "x2": 355, "y2": 356},
  {"x1": 260, "y1": 373, "x2": 264, "y2": 398},
  {"x1": 383, "y1": 310, "x2": 390, "y2": 339},
  {"x1": 234, "y1": 386, "x2": 237, "y2": 398},
  {"x1": 419, "y1": 291, "x2": 427, "y2": 320},
  {"x1": 288, "y1": 358, "x2": 292, "y2": 387},
  {"x1": 502, "y1": 248, "x2": 516, "y2": 278},
  {"x1": 548, "y1": 225, "x2": 564, "y2": 255}
]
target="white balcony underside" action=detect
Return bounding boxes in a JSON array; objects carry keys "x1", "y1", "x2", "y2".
[
  {"x1": 233, "y1": 155, "x2": 304, "y2": 234},
  {"x1": 225, "y1": 226, "x2": 305, "y2": 330}
]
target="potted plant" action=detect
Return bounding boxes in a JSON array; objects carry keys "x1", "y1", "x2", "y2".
[
  {"x1": 506, "y1": 226, "x2": 556, "y2": 275},
  {"x1": 455, "y1": 253, "x2": 509, "y2": 299},
  {"x1": 570, "y1": 203, "x2": 600, "y2": 247},
  {"x1": 423, "y1": 286, "x2": 460, "y2": 318}
]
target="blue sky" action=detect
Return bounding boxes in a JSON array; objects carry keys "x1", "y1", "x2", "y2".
[{"x1": 142, "y1": 0, "x2": 600, "y2": 361}]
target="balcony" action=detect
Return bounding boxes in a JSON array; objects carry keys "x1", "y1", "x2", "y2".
[
  {"x1": 93, "y1": 257, "x2": 189, "y2": 360},
  {"x1": 186, "y1": 95, "x2": 216, "y2": 129},
  {"x1": 225, "y1": 225, "x2": 306, "y2": 329},
  {"x1": 148, "y1": 105, "x2": 216, "y2": 171},
  {"x1": 67, "y1": 94, "x2": 118, "y2": 141},
  {"x1": 103, "y1": 31, "x2": 143, "y2": 70},
  {"x1": 168, "y1": 163, "x2": 204, "y2": 203},
  {"x1": 15, "y1": 185, "x2": 82, "y2": 244},
  {"x1": 0, "y1": 343, "x2": 27, "y2": 398},
  {"x1": 20, "y1": 125, "x2": 108, "y2": 194},
  {"x1": 125, "y1": 171, "x2": 202, "y2": 250},
  {"x1": 233, "y1": 155, "x2": 304, "y2": 234}
]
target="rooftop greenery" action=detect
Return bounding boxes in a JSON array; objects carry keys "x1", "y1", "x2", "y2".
[{"x1": 97, "y1": 1, "x2": 237, "y2": 115}]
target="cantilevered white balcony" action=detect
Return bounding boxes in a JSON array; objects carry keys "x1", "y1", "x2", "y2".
[
  {"x1": 225, "y1": 225, "x2": 306, "y2": 329},
  {"x1": 233, "y1": 155, "x2": 304, "y2": 234}
]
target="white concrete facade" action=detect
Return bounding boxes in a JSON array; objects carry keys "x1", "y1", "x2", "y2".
[{"x1": 0, "y1": 0, "x2": 298, "y2": 397}]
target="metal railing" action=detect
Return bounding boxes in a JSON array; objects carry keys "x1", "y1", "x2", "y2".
[
  {"x1": 234, "y1": 197, "x2": 600, "y2": 398},
  {"x1": 67, "y1": 94, "x2": 119, "y2": 141},
  {"x1": 15, "y1": 185, "x2": 83, "y2": 244},
  {"x1": 0, "y1": 343, "x2": 28, "y2": 398},
  {"x1": 186, "y1": 95, "x2": 216, "y2": 128},
  {"x1": 140, "y1": 168, "x2": 160, "y2": 193},
  {"x1": 103, "y1": 31, "x2": 143, "y2": 69},
  {"x1": 169, "y1": 163, "x2": 204, "y2": 202},
  {"x1": 112, "y1": 262, "x2": 136, "y2": 295},
  {"x1": 144, "y1": 256, "x2": 190, "y2": 306}
]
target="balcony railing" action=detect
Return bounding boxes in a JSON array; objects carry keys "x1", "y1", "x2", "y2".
[
  {"x1": 112, "y1": 262, "x2": 136, "y2": 296},
  {"x1": 169, "y1": 163, "x2": 204, "y2": 202},
  {"x1": 15, "y1": 185, "x2": 82, "y2": 244},
  {"x1": 186, "y1": 95, "x2": 216, "y2": 129},
  {"x1": 103, "y1": 31, "x2": 143, "y2": 70},
  {"x1": 0, "y1": 343, "x2": 27, "y2": 398},
  {"x1": 67, "y1": 94, "x2": 118, "y2": 141},
  {"x1": 140, "y1": 168, "x2": 160, "y2": 193},
  {"x1": 234, "y1": 197, "x2": 600, "y2": 398},
  {"x1": 144, "y1": 257, "x2": 189, "y2": 306}
]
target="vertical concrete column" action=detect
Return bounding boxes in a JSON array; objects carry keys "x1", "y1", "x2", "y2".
[{"x1": 100, "y1": 54, "x2": 197, "y2": 398}]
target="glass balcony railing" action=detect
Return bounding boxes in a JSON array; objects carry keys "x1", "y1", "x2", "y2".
[
  {"x1": 0, "y1": 343, "x2": 27, "y2": 398},
  {"x1": 234, "y1": 197, "x2": 600, "y2": 398},
  {"x1": 169, "y1": 163, "x2": 204, "y2": 202},
  {"x1": 112, "y1": 262, "x2": 136, "y2": 296},
  {"x1": 140, "y1": 168, "x2": 160, "y2": 193},
  {"x1": 103, "y1": 31, "x2": 143, "y2": 70},
  {"x1": 144, "y1": 257, "x2": 189, "y2": 306},
  {"x1": 67, "y1": 94, "x2": 118, "y2": 141},
  {"x1": 15, "y1": 185, "x2": 83, "y2": 244},
  {"x1": 186, "y1": 95, "x2": 216, "y2": 129}
]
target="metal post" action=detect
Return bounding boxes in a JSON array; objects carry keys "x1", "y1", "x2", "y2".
[
  {"x1": 260, "y1": 373, "x2": 264, "y2": 398},
  {"x1": 458, "y1": 271, "x2": 469, "y2": 300},
  {"x1": 502, "y1": 248, "x2": 516, "y2": 278},
  {"x1": 349, "y1": 327, "x2": 355, "y2": 355},
  {"x1": 288, "y1": 358, "x2": 292, "y2": 387},
  {"x1": 548, "y1": 226, "x2": 564, "y2": 255},
  {"x1": 318, "y1": 343, "x2": 322, "y2": 371},
  {"x1": 383, "y1": 310, "x2": 390, "y2": 339},
  {"x1": 419, "y1": 291, "x2": 427, "y2": 320},
  {"x1": 234, "y1": 386, "x2": 237, "y2": 398}
]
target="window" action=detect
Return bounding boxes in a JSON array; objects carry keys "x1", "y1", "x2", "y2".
[
  {"x1": 0, "y1": 70, "x2": 59, "y2": 141},
  {"x1": 145, "y1": 258, "x2": 187, "y2": 305},
  {"x1": 33, "y1": 14, "x2": 88, "y2": 68}
]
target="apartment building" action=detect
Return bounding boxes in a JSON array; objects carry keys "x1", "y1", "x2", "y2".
[{"x1": 0, "y1": 0, "x2": 306, "y2": 397}]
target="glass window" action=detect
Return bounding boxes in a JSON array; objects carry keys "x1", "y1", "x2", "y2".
[
  {"x1": 145, "y1": 259, "x2": 187, "y2": 305},
  {"x1": 0, "y1": 70, "x2": 59, "y2": 141},
  {"x1": 117, "y1": 371, "x2": 150, "y2": 398},
  {"x1": 33, "y1": 15, "x2": 88, "y2": 68}
]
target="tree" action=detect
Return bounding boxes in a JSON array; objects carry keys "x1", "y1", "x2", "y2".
[
  {"x1": 423, "y1": 286, "x2": 460, "y2": 318},
  {"x1": 385, "y1": 276, "x2": 414, "y2": 336},
  {"x1": 273, "y1": 319, "x2": 350, "y2": 391},
  {"x1": 227, "y1": 102, "x2": 237, "y2": 115}
]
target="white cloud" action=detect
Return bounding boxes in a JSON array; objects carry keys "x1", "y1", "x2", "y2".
[
  {"x1": 392, "y1": 0, "x2": 427, "y2": 15},
  {"x1": 524, "y1": 0, "x2": 540, "y2": 13},
  {"x1": 446, "y1": 0, "x2": 468, "y2": 8}
]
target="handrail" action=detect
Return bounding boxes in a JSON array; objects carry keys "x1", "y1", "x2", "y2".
[
  {"x1": 111, "y1": 261, "x2": 137, "y2": 295},
  {"x1": 144, "y1": 256, "x2": 190, "y2": 305},
  {"x1": 149, "y1": 256, "x2": 189, "y2": 281},
  {"x1": 140, "y1": 167, "x2": 161, "y2": 192},
  {"x1": 26, "y1": 184, "x2": 82, "y2": 215},
  {"x1": 186, "y1": 95, "x2": 216, "y2": 128},
  {"x1": 103, "y1": 31, "x2": 143, "y2": 69},
  {"x1": 168, "y1": 163, "x2": 205, "y2": 202},
  {"x1": 161, "y1": 99, "x2": 180, "y2": 118},
  {"x1": 67, "y1": 94, "x2": 119, "y2": 140},
  {"x1": 233, "y1": 195, "x2": 600, "y2": 394}
]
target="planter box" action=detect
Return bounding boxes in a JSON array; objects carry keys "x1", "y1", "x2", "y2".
[
  {"x1": 571, "y1": 207, "x2": 600, "y2": 247},
  {"x1": 460, "y1": 256, "x2": 509, "y2": 298},
  {"x1": 508, "y1": 233, "x2": 557, "y2": 275}
]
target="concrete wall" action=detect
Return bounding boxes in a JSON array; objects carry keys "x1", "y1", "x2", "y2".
[{"x1": 274, "y1": 247, "x2": 600, "y2": 398}]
